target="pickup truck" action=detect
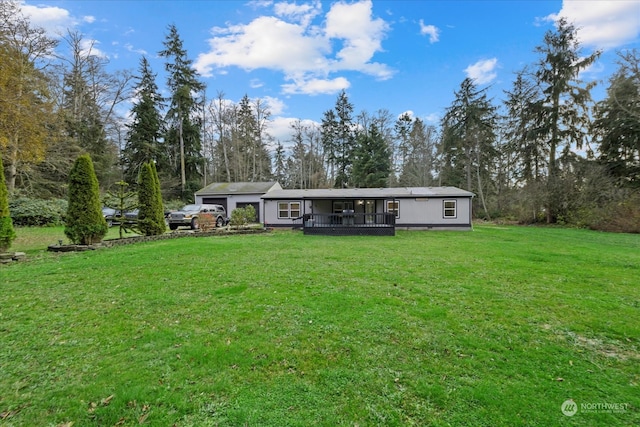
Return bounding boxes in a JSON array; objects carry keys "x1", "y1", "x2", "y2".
[{"x1": 167, "y1": 204, "x2": 228, "y2": 230}]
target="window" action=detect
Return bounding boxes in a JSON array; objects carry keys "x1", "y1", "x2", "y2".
[
  {"x1": 443, "y1": 200, "x2": 457, "y2": 218},
  {"x1": 386, "y1": 200, "x2": 399, "y2": 218},
  {"x1": 278, "y1": 201, "x2": 301, "y2": 219},
  {"x1": 290, "y1": 202, "x2": 301, "y2": 218},
  {"x1": 332, "y1": 201, "x2": 353, "y2": 214}
]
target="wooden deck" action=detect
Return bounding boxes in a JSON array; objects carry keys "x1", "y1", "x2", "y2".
[{"x1": 297, "y1": 213, "x2": 396, "y2": 236}]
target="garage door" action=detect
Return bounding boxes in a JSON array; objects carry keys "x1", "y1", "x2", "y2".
[
  {"x1": 236, "y1": 202, "x2": 260, "y2": 222},
  {"x1": 202, "y1": 198, "x2": 227, "y2": 211}
]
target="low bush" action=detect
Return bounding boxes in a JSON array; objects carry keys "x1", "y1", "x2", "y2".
[
  {"x1": 230, "y1": 205, "x2": 256, "y2": 228},
  {"x1": 197, "y1": 213, "x2": 217, "y2": 231},
  {"x1": 9, "y1": 197, "x2": 68, "y2": 226},
  {"x1": 590, "y1": 193, "x2": 640, "y2": 233}
]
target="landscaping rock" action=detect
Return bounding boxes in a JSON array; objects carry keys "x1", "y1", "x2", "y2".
[
  {"x1": 0, "y1": 252, "x2": 27, "y2": 263},
  {"x1": 47, "y1": 244, "x2": 99, "y2": 252}
]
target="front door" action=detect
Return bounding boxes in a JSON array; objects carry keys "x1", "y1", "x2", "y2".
[{"x1": 365, "y1": 200, "x2": 375, "y2": 224}]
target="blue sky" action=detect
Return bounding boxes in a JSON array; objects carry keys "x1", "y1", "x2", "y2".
[{"x1": 20, "y1": 0, "x2": 640, "y2": 144}]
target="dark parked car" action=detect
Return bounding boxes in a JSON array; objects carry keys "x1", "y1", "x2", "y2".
[
  {"x1": 102, "y1": 207, "x2": 138, "y2": 227},
  {"x1": 102, "y1": 207, "x2": 117, "y2": 227},
  {"x1": 168, "y1": 204, "x2": 227, "y2": 230}
]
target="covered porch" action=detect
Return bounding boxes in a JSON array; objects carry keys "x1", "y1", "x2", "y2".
[
  {"x1": 296, "y1": 211, "x2": 396, "y2": 236},
  {"x1": 295, "y1": 198, "x2": 397, "y2": 236}
]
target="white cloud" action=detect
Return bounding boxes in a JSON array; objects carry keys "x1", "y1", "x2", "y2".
[
  {"x1": 262, "y1": 95, "x2": 286, "y2": 115},
  {"x1": 464, "y1": 58, "x2": 499, "y2": 85},
  {"x1": 250, "y1": 79, "x2": 264, "y2": 89},
  {"x1": 80, "y1": 38, "x2": 107, "y2": 59},
  {"x1": 398, "y1": 110, "x2": 415, "y2": 120},
  {"x1": 83, "y1": 15, "x2": 96, "y2": 24},
  {"x1": 546, "y1": 1, "x2": 640, "y2": 49},
  {"x1": 194, "y1": 0, "x2": 392, "y2": 96},
  {"x1": 274, "y1": 0, "x2": 322, "y2": 27},
  {"x1": 124, "y1": 43, "x2": 147, "y2": 56},
  {"x1": 419, "y1": 20, "x2": 440, "y2": 43},
  {"x1": 424, "y1": 112, "x2": 440, "y2": 124},
  {"x1": 268, "y1": 116, "x2": 320, "y2": 147},
  {"x1": 196, "y1": 16, "x2": 331, "y2": 76},
  {"x1": 282, "y1": 76, "x2": 350, "y2": 95},
  {"x1": 247, "y1": 0, "x2": 273, "y2": 9},
  {"x1": 268, "y1": 116, "x2": 298, "y2": 145},
  {"x1": 20, "y1": 2, "x2": 75, "y2": 37},
  {"x1": 324, "y1": 0, "x2": 391, "y2": 75}
]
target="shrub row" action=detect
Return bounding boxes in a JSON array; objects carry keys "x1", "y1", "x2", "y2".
[
  {"x1": 590, "y1": 194, "x2": 640, "y2": 233},
  {"x1": 9, "y1": 197, "x2": 68, "y2": 227}
]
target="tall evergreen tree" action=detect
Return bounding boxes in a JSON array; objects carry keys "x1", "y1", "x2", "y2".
[
  {"x1": 122, "y1": 56, "x2": 165, "y2": 185},
  {"x1": 64, "y1": 154, "x2": 107, "y2": 245},
  {"x1": 273, "y1": 141, "x2": 287, "y2": 185},
  {"x1": 320, "y1": 108, "x2": 338, "y2": 185},
  {"x1": 532, "y1": 18, "x2": 600, "y2": 223},
  {"x1": 394, "y1": 113, "x2": 413, "y2": 179},
  {"x1": 503, "y1": 70, "x2": 546, "y2": 185},
  {"x1": 288, "y1": 119, "x2": 307, "y2": 189},
  {"x1": 334, "y1": 90, "x2": 355, "y2": 188},
  {"x1": 233, "y1": 94, "x2": 272, "y2": 181},
  {"x1": 398, "y1": 118, "x2": 437, "y2": 187},
  {"x1": 441, "y1": 78, "x2": 498, "y2": 217},
  {"x1": 593, "y1": 50, "x2": 640, "y2": 187},
  {"x1": 352, "y1": 123, "x2": 391, "y2": 188},
  {"x1": 321, "y1": 90, "x2": 355, "y2": 188},
  {"x1": 159, "y1": 24, "x2": 205, "y2": 200},
  {"x1": 251, "y1": 97, "x2": 273, "y2": 181}
]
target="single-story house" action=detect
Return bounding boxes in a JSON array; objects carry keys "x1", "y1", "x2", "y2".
[
  {"x1": 194, "y1": 181, "x2": 282, "y2": 223},
  {"x1": 261, "y1": 186, "x2": 474, "y2": 235}
]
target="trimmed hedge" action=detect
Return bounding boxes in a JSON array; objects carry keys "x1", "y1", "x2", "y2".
[{"x1": 9, "y1": 197, "x2": 68, "y2": 227}]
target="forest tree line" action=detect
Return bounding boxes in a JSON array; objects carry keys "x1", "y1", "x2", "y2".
[{"x1": 1, "y1": 1, "x2": 638, "y2": 230}]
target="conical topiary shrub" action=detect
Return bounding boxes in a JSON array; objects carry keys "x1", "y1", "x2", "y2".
[
  {"x1": 64, "y1": 154, "x2": 108, "y2": 245},
  {"x1": 0, "y1": 157, "x2": 17, "y2": 252},
  {"x1": 137, "y1": 161, "x2": 166, "y2": 236}
]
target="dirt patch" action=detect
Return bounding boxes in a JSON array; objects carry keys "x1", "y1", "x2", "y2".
[{"x1": 566, "y1": 331, "x2": 639, "y2": 361}]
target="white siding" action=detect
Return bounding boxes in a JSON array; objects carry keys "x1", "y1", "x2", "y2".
[
  {"x1": 395, "y1": 197, "x2": 471, "y2": 229},
  {"x1": 263, "y1": 199, "x2": 307, "y2": 227}
]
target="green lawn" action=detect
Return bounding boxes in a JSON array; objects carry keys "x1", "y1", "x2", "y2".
[{"x1": 1, "y1": 226, "x2": 639, "y2": 426}]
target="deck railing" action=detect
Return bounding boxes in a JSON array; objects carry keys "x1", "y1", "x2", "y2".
[{"x1": 296, "y1": 212, "x2": 396, "y2": 235}]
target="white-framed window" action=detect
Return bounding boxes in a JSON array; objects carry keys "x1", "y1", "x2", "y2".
[
  {"x1": 443, "y1": 200, "x2": 457, "y2": 218},
  {"x1": 386, "y1": 200, "x2": 399, "y2": 218},
  {"x1": 278, "y1": 201, "x2": 301, "y2": 219}
]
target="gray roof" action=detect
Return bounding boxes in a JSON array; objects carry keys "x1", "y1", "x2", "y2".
[
  {"x1": 196, "y1": 181, "x2": 281, "y2": 195},
  {"x1": 261, "y1": 186, "x2": 474, "y2": 199}
]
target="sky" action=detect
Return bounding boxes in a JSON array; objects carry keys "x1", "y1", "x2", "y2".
[{"x1": 18, "y1": 0, "x2": 640, "y2": 146}]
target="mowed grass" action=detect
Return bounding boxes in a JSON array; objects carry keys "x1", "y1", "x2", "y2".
[
  {"x1": 1, "y1": 226, "x2": 639, "y2": 426},
  {"x1": 10, "y1": 226, "x2": 141, "y2": 255}
]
